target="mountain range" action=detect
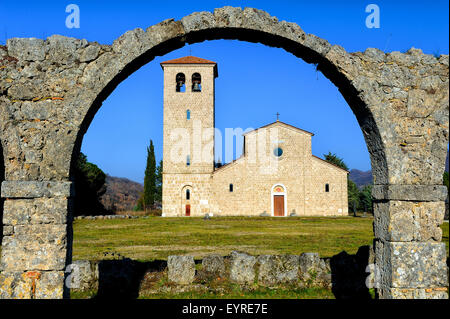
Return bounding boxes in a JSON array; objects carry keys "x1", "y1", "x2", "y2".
[
  {"x1": 348, "y1": 169, "x2": 373, "y2": 188},
  {"x1": 100, "y1": 175, "x2": 143, "y2": 212},
  {"x1": 349, "y1": 150, "x2": 448, "y2": 189}
]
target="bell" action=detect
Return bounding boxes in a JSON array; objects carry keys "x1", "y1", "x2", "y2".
[{"x1": 193, "y1": 82, "x2": 201, "y2": 91}]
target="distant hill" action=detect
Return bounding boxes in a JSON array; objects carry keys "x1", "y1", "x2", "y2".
[
  {"x1": 349, "y1": 149, "x2": 448, "y2": 189},
  {"x1": 349, "y1": 169, "x2": 373, "y2": 188},
  {"x1": 100, "y1": 175, "x2": 143, "y2": 212}
]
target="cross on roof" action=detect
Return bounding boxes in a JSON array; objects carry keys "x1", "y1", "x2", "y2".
[{"x1": 276, "y1": 112, "x2": 280, "y2": 121}]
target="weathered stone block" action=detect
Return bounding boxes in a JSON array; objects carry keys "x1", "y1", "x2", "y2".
[
  {"x1": 20, "y1": 101, "x2": 53, "y2": 121},
  {"x1": 229, "y1": 251, "x2": 256, "y2": 284},
  {"x1": 303, "y1": 34, "x2": 331, "y2": 56},
  {"x1": 46, "y1": 35, "x2": 83, "y2": 65},
  {"x1": 299, "y1": 252, "x2": 320, "y2": 277},
  {"x1": 146, "y1": 18, "x2": 185, "y2": 44},
  {"x1": 372, "y1": 185, "x2": 448, "y2": 201},
  {"x1": 1, "y1": 224, "x2": 67, "y2": 271},
  {"x1": 68, "y1": 260, "x2": 99, "y2": 291},
  {"x1": 79, "y1": 44, "x2": 100, "y2": 63},
  {"x1": 2, "y1": 226, "x2": 13, "y2": 236},
  {"x1": 257, "y1": 255, "x2": 299, "y2": 286},
  {"x1": 0, "y1": 271, "x2": 64, "y2": 299},
  {"x1": 35, "y1": 271, "x2": 65, "y2": 299},
  {"x1": 0, "y1": 272, "x2": 33, "y2": 298},
  {"x1": 1, "y1": 181, "x2": 73, "y2": 198},
  {"x1": 241, "y1": 7, "x2": 279, "y2": 33},
  {"x1": 3, "y1": 198, "x2": 69, "y2": 225},
  {"x1": 167, "y1": 255, "x2": 195, "y2": 285},
  {"x1": 378, "y1": 287, "x2": 448, "y2": 299},
  {"x1": 181, "y1": 11, "x2": 216, "y2": 33},
  {"x1": 374, "y1": 201, "x2": 445, "y2": 241},
  {"x1": 213, "y1": 6, "x2": 244, "y2": 28},
  {"x1": 202, "y1": 254, "x2": 225, "y2": 275},
  {"x1": 112, "y1": 28, "x2": 151, "y2": 58},
  {"x1": 6, "y1": 38, "x2": 46, "y2": 61},
  {"x1": 376, "y1": 241, "x2": 448, "y2": 288}
]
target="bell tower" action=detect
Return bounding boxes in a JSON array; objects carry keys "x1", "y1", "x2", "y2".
[{"x1": 160, "y1": 56, "x2": 218, "y2": 216}]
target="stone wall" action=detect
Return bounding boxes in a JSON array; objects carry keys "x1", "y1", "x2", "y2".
[
  {"x1": 0, "y1": 143, "x2": 4, "y2": 246},
  {"x1": 0, "y1": 6, "x2": 448, "y2": 298},
  {"x1": 69, "y1": 247, "x2": 379, "y2": 299}
]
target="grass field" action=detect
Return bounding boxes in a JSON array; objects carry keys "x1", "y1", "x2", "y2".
[
  {"x1": 72, "y1": 216, "x2": 449, "y2": 262},
  {"x1": 70, "y1": 216, "x2": 448, "y2": 299}
]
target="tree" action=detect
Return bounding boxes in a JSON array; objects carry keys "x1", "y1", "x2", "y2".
[
  {"x1": 324, "y1": 152, "x2": 349, "y2": 171},
  {"x1": 324, "y1": 152, "x2": 361, "y2": 216},
  {"x1": 348, "y1": 179, "x2": 360, "y2": 216},
  {"x1": 143, "y1": 140, "x2": 156, "y2": 211},
  {"x1": 359, "y1": 184, "x2": 373, "y2": 214},
  {"x1": 135, "y1": 192, "x2": 144, "y2": 211},
  {"x1": 73, "y1": 152, "x2": 107, "y2": 216},
  {"x1": 155, "y1": 160, "x2": 163, "y2": 203}
]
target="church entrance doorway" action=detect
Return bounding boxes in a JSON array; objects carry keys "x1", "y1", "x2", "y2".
[
  {"x1": 185, "y1": 204, "x2": 191, "y2": 216},
  {"x1": 273, "y1": 195, "x2": 285, "y2": 216},
  {"x1": 271, "y1": 184, "x2": 287, "y2": 217}
]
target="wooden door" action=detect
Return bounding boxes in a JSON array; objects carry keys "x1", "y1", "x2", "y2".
[
  {"x1": 185, "y1": 204, "x2": 191, "y2": 216},
  {"x1": 274, "y1": 195, "x2": 284, "y2": 216}
]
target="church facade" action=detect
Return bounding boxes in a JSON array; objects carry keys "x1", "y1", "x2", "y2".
[{"x1": 161, "y1": 56, "x2": 348, "y2": 217}]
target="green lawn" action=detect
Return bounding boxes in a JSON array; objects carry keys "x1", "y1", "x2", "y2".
[
  {"x1": 70, "y1": 216, "x2": 448, "y2": 299},
  {"x1": 73, "y1": 216, "x2": 377, "y2": 261},
  {"x1": 71, "y1": 215, "x2": 447, "y2": 261}
]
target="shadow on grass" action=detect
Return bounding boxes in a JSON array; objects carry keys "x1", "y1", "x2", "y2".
[
  {"x1": 94, "y1": 259, "x2": 167, "y2": 299},
  {"x1": 329, "y1": 245, "x2": 373, "y2": 299}
]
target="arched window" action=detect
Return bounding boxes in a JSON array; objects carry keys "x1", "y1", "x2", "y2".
[
  {"x1": 186, "y1": 155, "x2": 190, "y2": 166},
  {"x1": 186, "y1": 189, "x2": 190, "y2": 200},
  {"x1": 325, "y1": 184, "x2": 330, "y2": 192},
  {"x1": 176, "y1": 73, "x2": 186, "y2": 92},
  {"x1": 229, "y1": 184, "x2": 233, "y2": 192},
  {"x1": 186, "y1": 109, "x2": 191, "y2": 120},
  {"x1": 192, "y1": 73, "x2": 201, "y2": 92}
]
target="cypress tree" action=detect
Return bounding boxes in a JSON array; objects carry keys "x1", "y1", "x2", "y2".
[{"x1": 143, "y1": 140, "x2": 156, "y2": 211}]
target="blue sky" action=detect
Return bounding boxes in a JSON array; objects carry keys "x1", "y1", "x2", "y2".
[{"x1": 1, "y1": 1, "x2": 448, "y2": 183}]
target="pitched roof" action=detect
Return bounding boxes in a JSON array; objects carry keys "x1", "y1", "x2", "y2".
[
  {"x1": 160, "y1": 56, "x2": 217, "y2": 65},
  {"x1": 160, "y1": 56, "x2": 218, "y2": 77},
  {"x1": 312, "y1": 155, "x2": 349, "y2": 173},
  {"x1": 243, "y1": 120, "x2": 314, "y2": 137}
]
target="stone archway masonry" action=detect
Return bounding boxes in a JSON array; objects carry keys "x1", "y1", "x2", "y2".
[{"x1": 0, "y1": 7, "x2": 448, "y2": 299}]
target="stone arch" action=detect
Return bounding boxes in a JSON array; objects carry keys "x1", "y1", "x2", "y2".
[
  {"x1": 0, "y1": 6, "x2": 448, "y2": 299},
  {"x1": 70, "y1": 8, "x2": 391, "y2": 187}
]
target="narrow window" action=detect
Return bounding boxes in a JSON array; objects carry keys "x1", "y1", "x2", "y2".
[
  {"x1": 186, "y1": 155, "x2": 190, "y2": 166},
  {"x1": 192, "y1": 73, "x2": 202, "y2": 92},
  {"x1": 176, "y1": 73, "x2": 186, "y2": 92},
  {"x1": 186, "y1": 189, "x2": 190, "y2": 200},
  {"x1": 186, "y1": 109, "x2": 190, "y2": 120},
  {"x1": 229, "y1": 184, "x2": 233, "y2": 192},
  {"x1": 325, "y1": 184, "x2": 330, "y2": 192}
]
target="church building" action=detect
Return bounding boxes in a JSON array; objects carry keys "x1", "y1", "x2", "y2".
[{"x1": 160, "y1": 56, "x2": 348, "y2": 217}]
